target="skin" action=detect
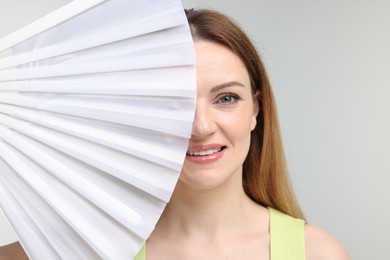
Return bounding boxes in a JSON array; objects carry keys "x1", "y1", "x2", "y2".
[
  {"x1": 0, "y1": 40, "x2": 349, "y2": 259},
  {"x1": 0, "y1": 242, "x2": 28, "y2": 260}
]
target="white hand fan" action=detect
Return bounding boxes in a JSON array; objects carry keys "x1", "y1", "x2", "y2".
[{"x1": 0, "y1": 0, "x2": 196, "y2": 259}]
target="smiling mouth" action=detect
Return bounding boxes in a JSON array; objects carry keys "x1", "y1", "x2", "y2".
[{"x1": 186, "y1": 147, "x2": 226, "y2": 156}]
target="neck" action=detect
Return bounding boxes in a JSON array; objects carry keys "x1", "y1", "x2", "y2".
[{"x1": 156, "y1": 173, "x2": 261, "y2": 241}]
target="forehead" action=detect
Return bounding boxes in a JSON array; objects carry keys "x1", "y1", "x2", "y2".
[{"x1": 194, "y1": 41, "x2": 250, "y2": 87}]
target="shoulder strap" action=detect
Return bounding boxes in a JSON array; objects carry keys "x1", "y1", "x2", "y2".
[
  {"x1": 269, "y1": 207, "x2": 306, "y2": 260},
  {"x1": 133, "y1": 243, "x2": 146, "y2": 260}
]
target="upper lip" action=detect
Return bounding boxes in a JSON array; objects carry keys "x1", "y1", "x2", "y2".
[{"x1": 187, "y1": 144, "x2": 225, "y2": 153}]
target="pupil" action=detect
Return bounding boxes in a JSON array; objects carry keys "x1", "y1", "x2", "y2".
[{"x1": 223, "y1": 96, "x2": 231, "y2": 103}]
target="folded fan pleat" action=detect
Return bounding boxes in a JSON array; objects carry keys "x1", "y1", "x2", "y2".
[{"x1": 0, "y1": 67, "x2": 195, "y2": 97}]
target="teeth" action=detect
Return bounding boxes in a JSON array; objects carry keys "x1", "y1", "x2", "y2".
[{"x1": 187, "y1": 148, "x2": 223, "y2": 156}]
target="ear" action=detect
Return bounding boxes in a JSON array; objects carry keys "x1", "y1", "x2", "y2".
[{"x1": 251, "y1": 91, "x2": 260, "y2": 131}]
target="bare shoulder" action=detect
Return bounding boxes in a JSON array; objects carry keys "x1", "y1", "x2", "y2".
[
  {"x1": 0, "y1": 242, "x2": 29, "y2": 260},
  {"x1": 305, "y1": 224, "x2": 350, "y2": 260}
]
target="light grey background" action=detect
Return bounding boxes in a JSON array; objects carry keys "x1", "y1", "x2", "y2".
[{"x1": 1, "y1": 1, "x2": 389, "y2": 259}]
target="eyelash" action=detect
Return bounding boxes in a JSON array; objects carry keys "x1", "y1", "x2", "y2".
[{"x1": 215, "y1": 93, "x2": 241, "y2": 105}]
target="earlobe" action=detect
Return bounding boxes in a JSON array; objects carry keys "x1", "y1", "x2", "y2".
[
  {"x1": 251, "y1": 92, "x2": 260, "y2": 131},
  {"x1": 251, "y1": 116, "x2": 257, "y2": 131}
]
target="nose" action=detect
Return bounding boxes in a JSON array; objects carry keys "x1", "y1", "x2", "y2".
[{"x1": 191, "y1": 103, "x2": 217, "y2": 138}]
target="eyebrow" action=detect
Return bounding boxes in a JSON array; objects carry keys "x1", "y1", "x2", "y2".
[{"x1": 210, "y1": 81, "x2": 245, "y2": 93}]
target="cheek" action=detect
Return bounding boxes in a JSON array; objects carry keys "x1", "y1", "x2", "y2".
[
  {"x1": 231, "y1": 116, "x2": 253, "y2": 167},
  {"x1": 236, "y1": 113, "x2": 255, "y2": 157},
  {"x1": 226, "y1": 112, "x2": 254, "y2": 141}
]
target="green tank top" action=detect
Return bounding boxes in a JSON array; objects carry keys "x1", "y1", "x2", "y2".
[{"x1": 133, "y1": 207, "x2": 305, "y2": 260}]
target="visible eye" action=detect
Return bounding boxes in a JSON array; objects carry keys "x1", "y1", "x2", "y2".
[{"x1": 215, "y1": 94, "x2": 240, "y2": 105}]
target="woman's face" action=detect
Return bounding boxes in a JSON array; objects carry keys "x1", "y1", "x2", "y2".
[{"x1": 179, "y1": 40, "x2": 258, "y2": 190}]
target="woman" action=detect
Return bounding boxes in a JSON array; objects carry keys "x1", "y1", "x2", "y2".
[
  {"x1": 136, "y1": 9, "x2": 349, "y2": 259},
  {"x1": 0, "y1": 8, "x2": 349, "y2": 260}
]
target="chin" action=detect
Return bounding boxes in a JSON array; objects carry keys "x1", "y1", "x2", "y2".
[{"x1": 177, "y1": 166, "x2": 242, "y2": 191}]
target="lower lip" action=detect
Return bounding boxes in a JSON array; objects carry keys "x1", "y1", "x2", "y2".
[{"x1": 185, "y1": 149, "x2": 225, "y2": 164}]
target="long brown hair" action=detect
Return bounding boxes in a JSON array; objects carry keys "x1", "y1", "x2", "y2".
[{"x1": 185, "y1": 9, "x2": 305, "y2": 220}]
